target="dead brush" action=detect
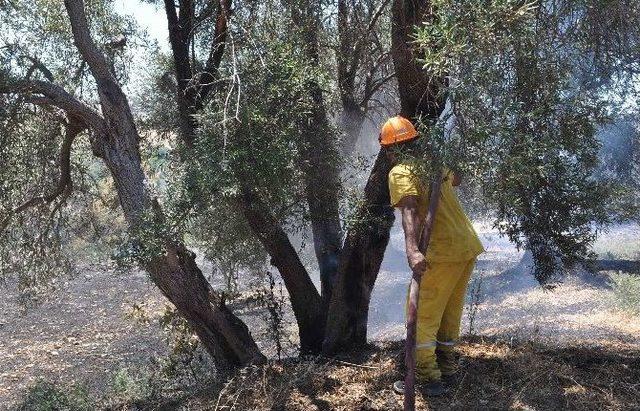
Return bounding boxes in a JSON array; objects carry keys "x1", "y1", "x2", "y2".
[
  {"x1": 157, "y1": 306, "x2": 215, "y2": 387},
  {"x1": 254, "y1": 270, "x2": 296, "y2": 359},
  {"x1": 199, "y1": 338, "x2": 640, "y2": 411},
  {"x1": 212, "y1": 359, "x2": 334, "y2": 410},
  {"x1": 465, "y1": 270, "x2": 485, "y2": 336}
]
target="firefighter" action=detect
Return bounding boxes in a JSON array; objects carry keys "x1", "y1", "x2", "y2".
[{"x1": 379, "y1": 115, "x2": 484, "y2": 396}]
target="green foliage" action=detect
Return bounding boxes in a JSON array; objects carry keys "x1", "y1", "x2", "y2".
[
  {"x1": 416, "y1": 0, "x2": 538, "y2": 78},
  {"x1": 168, "y1": 36, "x2": 338, "y2": 279},
  {"x1": 0, "y1": 105, "x2": 125, "y2": 297},
  {"x1": 17, "y1": 380, "x2": 93, "y2": 411},
  {"x1": 1, "y1": 0, "x2": 141, "y2": 90},
  {"x1": 414, "y1": 0, "x2": 618, "y2": 283},
  {"x1": 193, "y1": 40, "x2": 327, "y2": 211},
  {"x1": 109, "y1": 368, "x2": 153, "y2": 406},
  {"x1": 0, "y1": 111, "x2": 74, "y2": 297},
  {"x1": 610, "y1": 273, "x2": 640, "y2": 315},
  {"x1": 0, "y1": 0, "x2": 140, "y2": 299},
  {"x1": 134, "y1": 54, "x2": 181, "y2": 136}
]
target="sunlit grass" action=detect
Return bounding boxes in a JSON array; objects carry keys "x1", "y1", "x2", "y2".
[{"x1": 592, "y1": 224, "x2": 640, "y2": 260}]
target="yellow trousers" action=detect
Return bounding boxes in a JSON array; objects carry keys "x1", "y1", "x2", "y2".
[{"x1": 409, "y1": 258, "x2": 476, "y2": 382}]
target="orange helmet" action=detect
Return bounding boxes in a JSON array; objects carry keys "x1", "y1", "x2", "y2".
[{"x1": 378, "y1": 115, "x2": 418, "y2": 147}]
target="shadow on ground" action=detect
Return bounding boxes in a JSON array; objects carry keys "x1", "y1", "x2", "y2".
[{"x1": 162, "y1": 336, "x2": 639, "y2": 410}]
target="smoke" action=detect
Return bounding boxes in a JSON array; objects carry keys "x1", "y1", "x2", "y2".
[{"x1": 367, "y1": 221, "x2": 640, "y2": 347}]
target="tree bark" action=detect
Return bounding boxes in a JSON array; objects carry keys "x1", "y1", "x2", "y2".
[
  {"x1": 323, "y1": 0, "x2": 446, "y2": 354},
  {"x1": 163, "y1": 0, "x2": 198, "y2": 147},
  {"x1": 63, "y1": 0, "x2": 264, "y2": 368},
  {"x1": 292, "y1": 1, "x2": 344, "y2": 311},
  {"x1": 323, "y1": 151, "x2": 395, "y2": 351},
  {"x1": 336, "y1": 0, "x2": 366, "y2": 155},
  {"x1": 162, "y1": 0, "x2": 327, "y2": 354},
  {"x1": 299, "y1": 86, "x2": 344, "y2": 312},
  {"x1": 238, "y1": 188, "x2": 325, "y2": 353},
  {"x1": 390, "y1": 0, "x2": 445, "y2": 120},
  {"x1": 163, "y1": 0, "x2": 232, "y2": 147}
]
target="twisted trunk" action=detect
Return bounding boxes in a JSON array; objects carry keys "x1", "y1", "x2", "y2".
[
  {"x1": 64, "y1": 0, "x2": 265, "y2": 368},
  {"x1": 238, "y1": 188, "x2": 325, "y2": 353},
  {"x1": 323, "y1": 0, "x2": 446, "y2": 353},
  {"x1": 323, "y1": 151, "x2": 395, "y2": 351}
]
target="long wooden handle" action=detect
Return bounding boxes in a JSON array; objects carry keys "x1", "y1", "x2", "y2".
[{"x1": 404, "y1": 172, "x2": 443, "y2": 411}]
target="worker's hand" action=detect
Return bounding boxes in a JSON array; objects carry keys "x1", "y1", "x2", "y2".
[{"x1": 407, "y1": 250, "x2": 427, "y2": 276}]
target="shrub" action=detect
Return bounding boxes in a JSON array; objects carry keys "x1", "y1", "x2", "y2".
[
  {"x1": 17, "y1": 379, "x2": 93, "y2": 411},
  {"x1": 109, "y1": 368, "x2": 153, "y2": 406},
  {"x1": 610, "y1": 273, "x2": 640, "y2": 314}
]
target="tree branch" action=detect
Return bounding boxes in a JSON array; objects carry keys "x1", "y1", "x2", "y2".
[
  {"x1": 366, "y1": 0, "x2": 391, "y2": 33},
  {"x1": 199, "y1": 0, "x2": 232, "y2": 104},
  {"x1": 337, "y1": 0, "x2": 354, "y2": 103},
  {"x1": 63, "y1": 0, "x2": 115, "y2": 82},
  {"x1": 22, "y1": 55, "x2": 55, "y2": 82},
  {"x1": 0, "y1": 119, "x2": 85, "y2": 233},
  {"x1": 0, "y1": 78, "x2": 106, "y2": 132},
  {"x1": 179, "y1": 0, "x2": 194, "y2": 36},
  {"x1": 337, "y1": 0, "x2": 391, "y2": 109},
  {"x1": 360, "y1": 72, "x2": 395, "y2": 107},
  {"x1": 237, "y1": 185, "x2": 325, "y2": 352},
  {"x1": 164, "y1": 0, "x2": 194, "y2": 82}
]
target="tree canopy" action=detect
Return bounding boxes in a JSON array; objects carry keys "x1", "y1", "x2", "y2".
[{"x1": 1, "y1": 0, "x2": 640, "y2": 367}]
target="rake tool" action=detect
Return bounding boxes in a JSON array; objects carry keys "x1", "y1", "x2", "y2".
[{"x1": 404, "y1": 173, "x2": 443, "y2": 411}]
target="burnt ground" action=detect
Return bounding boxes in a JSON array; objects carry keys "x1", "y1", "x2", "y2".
[
  {"x1": 1, "y1": 224, "x2": 639, "y2": 409},
  {"x1": 1, "y1": 269, "x2": 639, "y2": 410},
  {"x1": 176, "y1": 338, "x2": 640, "y2": 411}
]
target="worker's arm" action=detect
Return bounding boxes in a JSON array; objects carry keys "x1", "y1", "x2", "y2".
[{"x1": 397, "y1": 195, "x2": 427, "y2": 276}]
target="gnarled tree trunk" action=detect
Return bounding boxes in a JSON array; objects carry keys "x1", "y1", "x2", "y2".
[
  {"x1": 323, "y1": 151, "x2": 395, "y2": 351},
  {"x1": 323, "y1": 0, "x2": 446, "y2": 353},
  {"x1": 238, "y1": 187, "x2": 325, "y2": 353},
  {"x1": 64, "y1": 0, "x2": 265, "y2": 368}
]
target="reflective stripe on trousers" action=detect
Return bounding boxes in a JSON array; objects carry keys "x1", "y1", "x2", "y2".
[{"x1": 408, "y1": 258, "x2": 476, "y2": 382}]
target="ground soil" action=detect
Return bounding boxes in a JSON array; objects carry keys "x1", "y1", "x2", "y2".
[
  {"x1": 1, "y1": 225, "x2": 639, "y2": 409},
  {"x1": 0, "y1": 268, "x2": 168, "y2": 409},
  {"x1": 177, "y1": 338, "x2": 640, "y2": 411}
]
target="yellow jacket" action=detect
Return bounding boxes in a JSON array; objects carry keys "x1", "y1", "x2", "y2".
[{"x1": 388, "y1": 162, "x2": 484, "y2": 262}]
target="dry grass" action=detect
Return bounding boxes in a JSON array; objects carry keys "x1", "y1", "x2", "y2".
[{"x1": 174, "y1": 337, "x2": 640, "y2": 411}]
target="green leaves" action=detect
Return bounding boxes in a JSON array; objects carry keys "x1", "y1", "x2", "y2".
[
  {"x1": 162, "y1": 38, "x2": 339, "y2": 280},
  {"x1": 413, "y1": 0, "x2": 618, "y2": 284},
  {"x1": 415, "y1": 0, "x2": 537, "y2": 77}
]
